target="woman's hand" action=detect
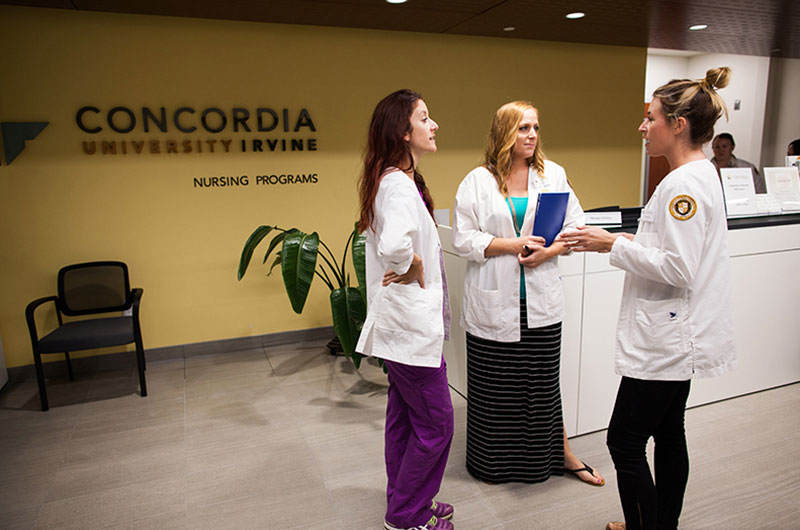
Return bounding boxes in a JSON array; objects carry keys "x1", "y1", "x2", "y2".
[
  {"x1": 518, "y1": 240, "x2": 567, "y2": 268},
  {"x1": 559, "y1": 226, "x2": 631, "y2": 253},
  {"x1": 486, "y1": 235, "x2": 546, "y2": 257},
  {"x1": 382, "y1": 253, "x2": 425, "y2": 288}
]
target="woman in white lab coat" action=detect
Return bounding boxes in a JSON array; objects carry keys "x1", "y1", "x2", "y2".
[
  {"x1": 561, "y1": 67, "x2": 737, "y2": 530},
  {"x1": 452, "y1": 101, "x2": 604, "y2": 486},
  {"x1": 355, "y1": 89, "x2": 455, "y2": 530}
]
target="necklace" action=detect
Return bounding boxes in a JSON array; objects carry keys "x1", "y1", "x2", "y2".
[{"x1": 506, "y1": 197, "x2": 524, "y2": 235}]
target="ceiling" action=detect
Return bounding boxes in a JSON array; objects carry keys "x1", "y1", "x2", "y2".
[{"x1": 4, "y1": 0, "x2": 800, "y2": 58}]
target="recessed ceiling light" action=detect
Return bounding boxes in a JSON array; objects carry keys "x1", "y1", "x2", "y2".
[
  {"x1": 386, "y1": 0, "x2": 407, "y2": 4},
  {"x1": 689, "y1": 24, "x2": 708, "y2": 30},
  {"x1": 503, "y1": 26, "x2": 516, "y2": 32},
  {"x1": 566, "y1": 12, "x2": 585, "y2": 19}
]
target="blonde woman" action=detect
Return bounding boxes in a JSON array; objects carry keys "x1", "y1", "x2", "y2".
[
  {"x1": 451, "y1": 101, "x2": 603, "y2": 486},
  {"x1": 562, "y1": 68, "x2": 737, "y2": 530}
]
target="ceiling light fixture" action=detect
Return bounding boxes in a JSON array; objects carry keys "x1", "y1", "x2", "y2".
[
  {"x1": 503, "y1": 26, "x2": 516, "y2": 32},
  {"x1": 386, "y1": 0, "x2": 407, "y2": 4},
  {"x1": 566, "y1": 12, "x2": 585, "y2": 19},
  {"x1": 689, "y1": 24, "x2": 708, "y2": 30}
]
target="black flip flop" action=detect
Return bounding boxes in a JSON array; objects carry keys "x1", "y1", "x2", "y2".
[{"x1": 564, "y1": 461, "x2": 605, "y2": 486}]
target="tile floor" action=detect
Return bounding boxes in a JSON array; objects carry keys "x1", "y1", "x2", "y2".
[{"x1": 0, "y1": 339, "x2": 798, "y2": 529}]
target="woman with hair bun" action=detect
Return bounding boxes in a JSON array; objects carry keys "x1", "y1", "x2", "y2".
[{"x1": 562, "y1": 67, "x2": 738, "y2": 530}]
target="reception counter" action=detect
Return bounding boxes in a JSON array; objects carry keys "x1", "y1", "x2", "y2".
[{"x1": 439, "y1": 217, "x2": 800, "y2": 436}]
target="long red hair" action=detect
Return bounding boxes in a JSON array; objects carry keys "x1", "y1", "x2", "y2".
[{"x1": 357, "y1": 89, "x2": 434, "y2": 233}]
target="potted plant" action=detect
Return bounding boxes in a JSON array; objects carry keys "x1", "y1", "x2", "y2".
[{"x1": 237, "y1": 225, "x2": 370, "y2": 369}]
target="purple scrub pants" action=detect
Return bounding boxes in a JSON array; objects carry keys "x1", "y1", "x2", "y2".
[{"x1": 383, "y1": 356, "x2": 454, "y2": 528}]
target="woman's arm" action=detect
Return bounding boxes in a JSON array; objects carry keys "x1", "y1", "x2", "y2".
[
  {"x1": 453, "y1": 171, "x2": 544, "y2": 260},
  {"x1": 560, "y1": 226, "x2": 631, "y2": 253},
  {"x1": 375, "y1": 178, "x2": 419, "y2": 276},
  {"x1": 485, "y1": 234, "x2": 547, "y2": 257}
]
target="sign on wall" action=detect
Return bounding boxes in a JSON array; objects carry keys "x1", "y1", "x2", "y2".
[{"x1": 1, "y1": 105, "x2": 321, "y2": 188}]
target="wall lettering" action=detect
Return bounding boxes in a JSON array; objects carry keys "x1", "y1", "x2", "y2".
[
  {"x1": 77, "y1": 105, "x2": 318, "y2": 158},
  {"x1": 192, "y1": 173, "x2": 319, "y2": 188}
]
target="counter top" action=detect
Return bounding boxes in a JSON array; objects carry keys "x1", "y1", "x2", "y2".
[{"x1": 596, "y1": 208, "x2": 800, "y2": 233}]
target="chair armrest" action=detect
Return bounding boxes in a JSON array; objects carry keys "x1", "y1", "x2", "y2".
[
  {"x1": 25, "y1": 296, "x2": 58, "y2": 345},
  {"x1": 131, "y1": 288, "x2": 144, "y2": 318}
]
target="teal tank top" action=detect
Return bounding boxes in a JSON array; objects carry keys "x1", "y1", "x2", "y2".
[{"x1": 507, "y1": 197, "x2": 527, "y2": 299}]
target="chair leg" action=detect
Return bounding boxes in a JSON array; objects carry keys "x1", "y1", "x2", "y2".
[
  {"x1": 33, "y1": 351, "x2": 49, "y2": 412},
  {"x1": 134, "y1": 340, "x2": 147, "y2": 397},
  {"x1": 64, "y1": 352, "x2": 74, "y2": 381}
]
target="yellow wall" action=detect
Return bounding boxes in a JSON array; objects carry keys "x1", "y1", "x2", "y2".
[{"x1": 0, "y1": 6, "x2": 645, "y2": 368}]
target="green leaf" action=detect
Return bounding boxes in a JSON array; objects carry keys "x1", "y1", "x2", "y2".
[
  {"x1": 330, "y1": 286, "x2": 367, "y2": 367},
  {"x1": 268, "y1": 252, "x2": 282, "y2": 276},
  {"x1": 262, "y1": 229, "x2": 292, "y2": 265},
  {"x1": 238, "y1": 226, "x2": 274, "y2": 280},
  {"x1": 281, "y1": 231, "x2": 319, "y2": 313},
  {"x1": 351, "y1": 228, "x2": 367, "y2": 303}
]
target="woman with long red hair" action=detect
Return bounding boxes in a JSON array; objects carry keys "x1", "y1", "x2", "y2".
[{"x1": 355, "y1": 89, "x2": 454, "y2": 530}]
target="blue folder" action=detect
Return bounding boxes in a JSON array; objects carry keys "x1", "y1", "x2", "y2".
[{"x1": 532, "y1": 192, "x2": 570, "y2": 246}]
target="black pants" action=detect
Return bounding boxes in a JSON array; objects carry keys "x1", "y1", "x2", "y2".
[{"x1": 606, "y1": 377, "x2": 691, "y2": 530}]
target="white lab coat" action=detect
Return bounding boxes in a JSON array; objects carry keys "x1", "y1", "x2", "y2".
[
  {"x1": 451, "y1": 162, "x2": 584, "y2": 341},
  {"x1": 610, "y1": 159, "x2": 737, "y2": 380},
  {"x1": 355, "y1": 169, "x2": 446, "y2": 367}
]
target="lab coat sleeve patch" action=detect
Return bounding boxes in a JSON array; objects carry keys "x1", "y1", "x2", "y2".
[{"x1": 668, "y1": 194, "x2": 697, "y2": 221}]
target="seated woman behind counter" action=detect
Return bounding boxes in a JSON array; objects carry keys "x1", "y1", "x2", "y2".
[{"x1": 710, "y1": 132, "x2": 765, "y2": 193}]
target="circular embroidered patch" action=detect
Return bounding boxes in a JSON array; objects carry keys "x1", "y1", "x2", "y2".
[{"x1": 669, "y1": 195, "x2": 697, "y2": 220}]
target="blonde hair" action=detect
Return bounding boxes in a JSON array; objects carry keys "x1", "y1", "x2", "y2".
[
  {"x1": 653, "y1": 66, "x2": 731, "y2": 146},
  {"x1": 483, "y1": 101, "x2": 546, "y2": 197}
]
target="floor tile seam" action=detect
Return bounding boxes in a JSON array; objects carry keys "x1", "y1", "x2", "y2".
[
  {"x1": 54, "y1": 441, "x2": 190, "y2": 474},
  {"x1": 261, "y1": 342, "x2": 278, "y2": 377},
  {"x1": 183, "y1": 354, "x2": 189, "y2": 526},
  {"x1": 301, "y1": 427, "x2": 387, "y2": 448},
  {"x1": 182, "y1": 431, "x2": 309, "y2": 455},
  {"x1": 281, "y1": 372, "x2": 337, "y2": 490},
  {"x1": 35, "y1": 497, "x2": 188, "y2": 529},
  {"x1": 36, "y1": 474, "x2": 187, "y2": 512},
  {"x1": 453, "y1": 494, "x2": 507, "y2": 528},
  {"x1": 68, "y1": 416, "x2": 186, "y2": 439},
  {"x1": 493, "y1": 500, "x2": 604, "y2": 528},
  {"x1": 47, "y1": 400, "x2": 87, "y2": 513},
  {"x1": 185, "y1": 488, "x2": 288, "y2": 514},
  {"x1": 183, "y1": 364, "x2": 275, "y2": 381}
]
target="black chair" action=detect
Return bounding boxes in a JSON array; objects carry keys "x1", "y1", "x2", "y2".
[{"x1": 25, "y1": 261, "x2": 147, "y2": 411}]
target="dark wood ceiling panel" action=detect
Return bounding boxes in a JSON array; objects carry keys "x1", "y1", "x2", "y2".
[
  {"x1": 444, "y1": 0, "x2": 650, "y2": 46},
  {"x1": 65, "y1": 0, "x2": 479, "y2": 32},
  {"x1": 649, "y1": 1, "x2": 800, "y2": 56},
  {"x1": 1, "y1": 0, "x2": 797, "y2": 58},
  {"x1": 2, "y1": 0, "x2": 73, "y2": 7}
]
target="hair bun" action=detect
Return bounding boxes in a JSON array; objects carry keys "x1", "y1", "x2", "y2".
[{"x1": 705, "y1": 67, "x2": 731, "y2": 90}]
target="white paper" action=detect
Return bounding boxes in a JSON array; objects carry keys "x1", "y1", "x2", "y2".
[
  {"x1": 584, "y1": 211, "x2": 622, "y2": 225},
  {"x1": 786, "y1": 156, "x2": 800, "y2": 169},
  {"x1": 755, "y1": 195, "x2": 782, "y2": 215},
  {"x1": 764, "y1": 167, "x2": 800, "y2": 212},
  {"x1": 720, "y1": 168, "x2": 758, "y2": 217}
]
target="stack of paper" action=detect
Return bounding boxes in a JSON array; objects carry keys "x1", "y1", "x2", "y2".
[{"x1": 764, "y1": 167, "x2": 800, "y2": 212}]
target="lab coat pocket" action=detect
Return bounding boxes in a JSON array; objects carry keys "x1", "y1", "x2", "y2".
[
  {"x1": 463, "y1": 284, "x2": 502, "y2": 330},
  {"x1": 543, "y1": 274, "x2": 564, "y2": 315},
  {"x1": 375, "y1": 282, "x2": 440, "y2": 335},
  {"x1": 373, "y1": 282, "x2": 443, "y2": 364},
  {"x1": 631, "y1": 298, "x2": 687, "y2": 354}
]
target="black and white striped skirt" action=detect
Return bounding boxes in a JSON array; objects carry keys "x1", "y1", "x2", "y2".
[{"x1": 465, "y1": 300, "x2": 564, "y2": 483}]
